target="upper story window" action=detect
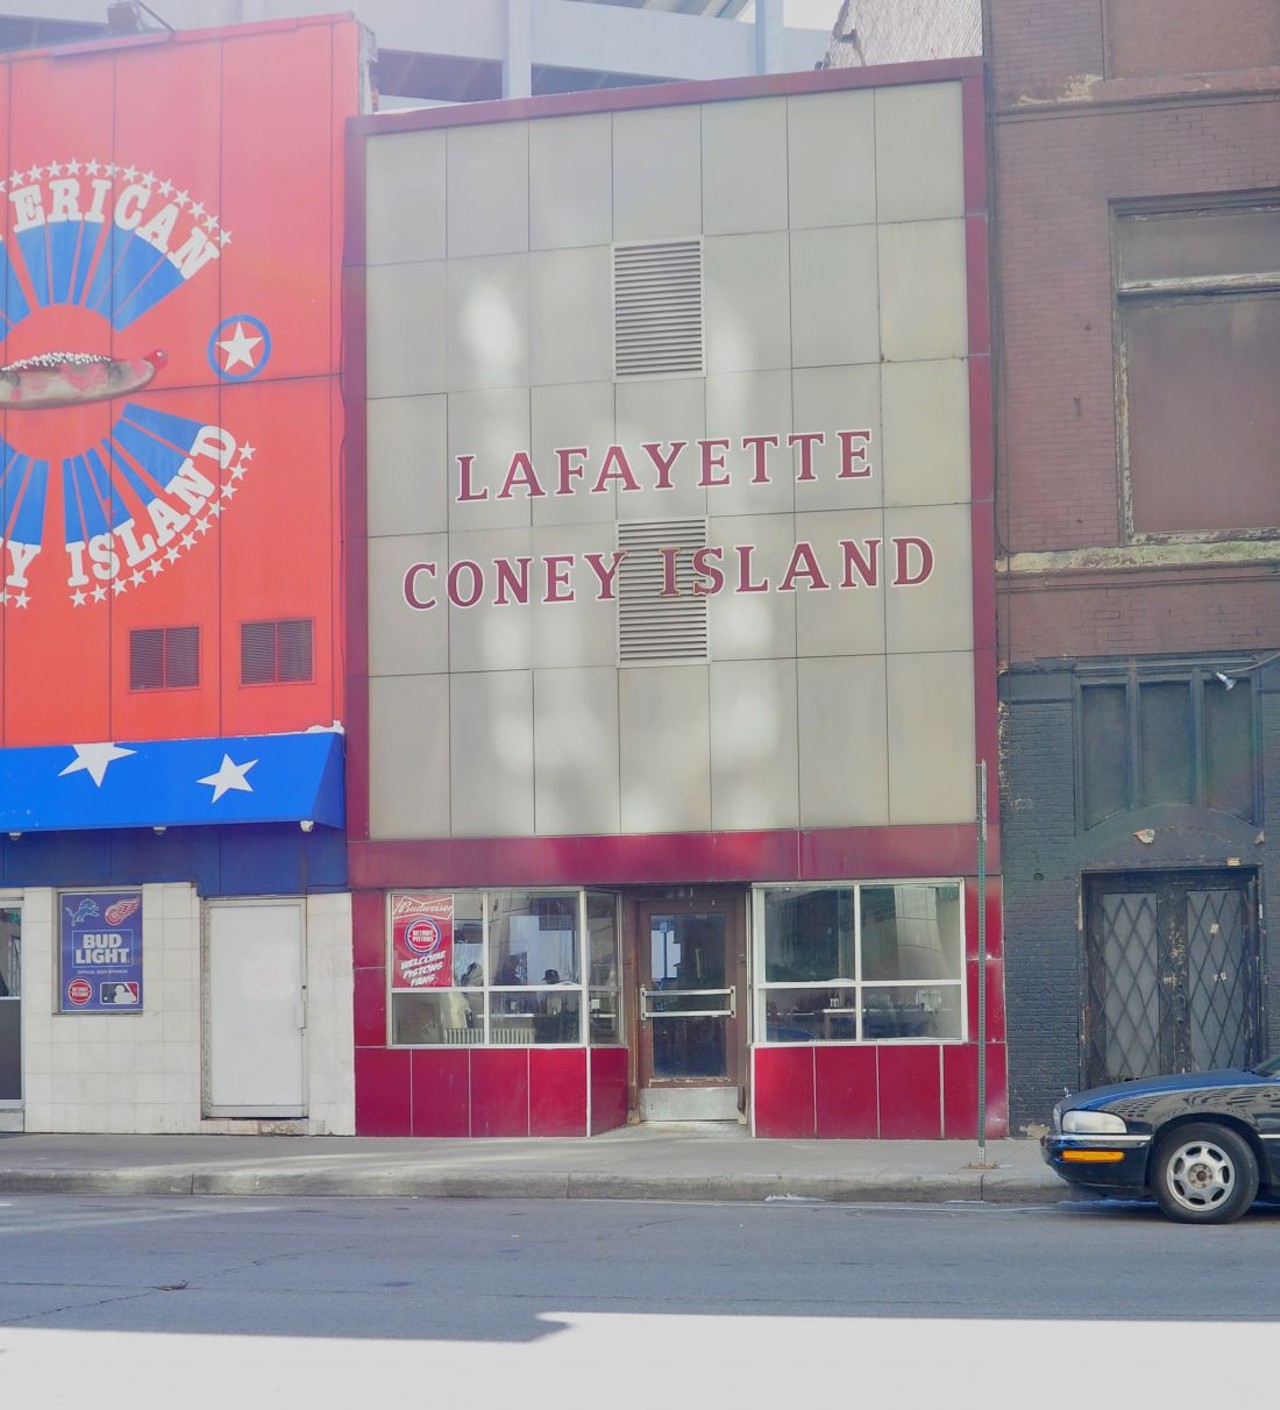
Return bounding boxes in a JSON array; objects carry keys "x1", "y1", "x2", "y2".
[
  {"x1": 1116, "y1": 201, "x2": 1280, "y2": 540},
  {"x1": 241, "y1": 619, "x2": 313, "y2": 685},
  {"x1": 129, "y1": 627, "x2": 198, "y2": 691},
  {"x1": 1079, "y1": 666, "x2": 1256, "y2": 828}
]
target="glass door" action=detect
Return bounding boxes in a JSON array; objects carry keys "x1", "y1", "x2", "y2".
[
  {"x1": 0, "y1": 904, "x2": 20, "y2": 1105},
  {"x1": 636, "y1": 894, "x2": 745, "y2": 1121}
]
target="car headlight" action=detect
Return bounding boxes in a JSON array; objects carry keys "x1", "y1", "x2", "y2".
[{"x1": 1061, "y1": 1109, "x2": 1127, "y2": 1135}]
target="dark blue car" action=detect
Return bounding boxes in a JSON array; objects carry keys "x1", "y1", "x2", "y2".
[{"x1": 1042, "y1": 1056, "x2": 1280, "y2": 1223}]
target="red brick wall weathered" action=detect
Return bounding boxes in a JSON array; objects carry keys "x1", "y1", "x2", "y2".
[{"x1": 1107, "y1": 0, "x2": 1280, "y2": 79}]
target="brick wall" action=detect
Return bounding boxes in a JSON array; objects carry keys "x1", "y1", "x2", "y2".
[
  {"x1": 1107, "y1": 0, "x2": 1280, "y2": 79},
  {"x1": 1001, "y1": 671, "x2": 1280, "y2": 1131},
  {"x1": 824, "y1": 0, "x2": 980, "y2": 66},
  {"x1": 994, "y1": 98, "x2": 1280, "y2": 560}
]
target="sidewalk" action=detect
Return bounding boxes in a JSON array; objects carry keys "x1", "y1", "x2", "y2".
[{"x1": 0, "y1": 1125, "x2": 1073, "y2": 1206}]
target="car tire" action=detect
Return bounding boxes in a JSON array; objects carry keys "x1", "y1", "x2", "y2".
[{"x1": 1152, "y1": 1122, "x2": 1259, "y2": 1225}]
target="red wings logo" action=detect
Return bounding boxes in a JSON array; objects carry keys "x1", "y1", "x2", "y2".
[{"x1": 104, "y1": 896, "x2": 141, "y2": 925}]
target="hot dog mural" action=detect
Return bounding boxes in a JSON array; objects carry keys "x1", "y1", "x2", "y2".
[{"x1": 0, "y1": 18, "x2": 362, "y2": 750}]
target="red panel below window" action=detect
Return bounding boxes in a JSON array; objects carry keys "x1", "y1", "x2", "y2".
[
  {"x1": 877, "y1": 1045, "x2": 942, "y2": 1139},
  {"x1": 752, "y1": 1046, "x2": 815, "y2": 1138},
  {"x1": 354, "y1": 1047, "x2": 411, "y2": 1135},
  {"x1": 411, "y1": 1049, "x2": 471, "y2": 1137},
  {"x1": 590, "y1": 1047, "x2": 629, "y2": 1134},
  {"x1": 530, "y1": 1048, "x2": 588, "y2": 1136},
  {"x1": 942, "y1": 1043, "x2": 1009, "y2": 1140},
  {"x1": 814, "y1": 1045, "x2": 879, "y2": 1138},
  {"x1": 470, "y1": 1049, "x2": 530, "y2": 1137},
  {"x1": 352, "y1": 966, "x2": 386, "y2": 1047}
]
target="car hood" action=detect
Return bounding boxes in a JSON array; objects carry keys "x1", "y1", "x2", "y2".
[{"x1": 1067, "y1": 1068, "x2": 1270, "y2": 1111}]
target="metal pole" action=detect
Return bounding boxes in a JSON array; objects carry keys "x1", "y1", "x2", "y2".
[{"x1": 976, "y1": 759, "x2": 988, "y2": 1165}]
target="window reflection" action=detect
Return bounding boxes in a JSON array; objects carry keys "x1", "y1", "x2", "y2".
[{"x1": 757, "y1": 883, "x2": 965, "y2": 1044}]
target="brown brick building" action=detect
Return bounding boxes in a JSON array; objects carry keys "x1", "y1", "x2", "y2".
[{"x1": 990, "y1": 0, "x2": 1280, "y2": 1128}]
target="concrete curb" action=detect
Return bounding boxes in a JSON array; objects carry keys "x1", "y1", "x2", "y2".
[{"x1": 0, "y1": 1166, "x2": 1075, "y2": 1204}]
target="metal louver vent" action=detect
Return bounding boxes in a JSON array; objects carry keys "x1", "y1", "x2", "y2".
[
  {"x1": 617, "y1": 519, "x2": 708, "y2": 665},
  {"x1": 613, "y1": 239, "x2": 704, "y2": 379}
]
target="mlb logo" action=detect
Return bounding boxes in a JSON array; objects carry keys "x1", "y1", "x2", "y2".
[{"x1": 100, "y1": 981, "x2": 140, "y2": 1006}]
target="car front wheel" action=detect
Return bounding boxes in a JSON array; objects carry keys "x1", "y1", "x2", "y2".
[{"x1": 1152, "y1": 1122, "x2": 1259, "y2": 1224}]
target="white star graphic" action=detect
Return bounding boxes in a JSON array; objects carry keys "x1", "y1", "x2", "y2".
[
  {"x1": 67, "y1": 159, "x2": 81, "y2": 175},
  {"x1": 196, "y1": 517, "x2": 212, "y2": 535},
  {"x1": 181, "y1": 532, "x2": 196, "y2": 549},
  {"x1": 122, "y1": 164, "x2": 138, "y2": 181},
  {"x1": 238, "y1": 444, "x2": 256, "y2": 462},
  {"x1": 7, "y1": 171, "x2": 22, "y2": 188},
  {"x1": 12, "y1": 590, "x2": 29, "y2": 608},
  {"x1": 198, "y1": 754, "x2": 258, "y2": 803},
  {"x1": 230, "y1": 462, "x2": 247, "y2": 482},
  {"x1": 70, "y1": 589, "x2": 87, "y2": 607},
  {"x1": 111, "y1": 578, "x2": 127, "y2": 595},
  {"x1": 217, "y1": 322, "x2": 263, "y2": 372},
  {"x1": 85, "y1": 159, "x2": 101, "y2": 175},
  {"x1": 59, "y1": 741, "x2": 137, "y2": 788},
  {"x1": 208, "y1": 501, "x2": 222, "y2": 518},
  {"x1": 218, "y1": 229, "x2": 232, "y2": 248},
  {"x1": 165, "y1": 545, "x2": 181, "y2": 563},
  {"x1": 221, "y1": 481, "x2": 238, "y2": 500},
  {"x1": 47, "y1": 160, "x2": 62, "y2": 177},
  {"x1": 25, "y1": 164, "x2": 42, "y2": 182},
  {"x1": 148, "y1": 560, "x2": 164, "y2": 576},
  {"x1": 129, "y1": 569, "x2": 146, "y2": 588},
  {"x1": 91, "y1": 585, "x2": 107, "y2": 603},
  {"x1": 190, "y1": 200, "x2": 205, "y2": 218}
]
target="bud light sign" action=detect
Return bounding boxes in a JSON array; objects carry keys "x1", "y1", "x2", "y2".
[
  {"x1": 59, "y1": 890, "x2": 144, "y2": 1013},
  {"x1": 391, "y1": 894, "x2": 454, "y2": 989}
]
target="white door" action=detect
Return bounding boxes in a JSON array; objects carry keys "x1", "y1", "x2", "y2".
[{"x1": 207, "y1": 899, "x2": 306, "y2": 1118}]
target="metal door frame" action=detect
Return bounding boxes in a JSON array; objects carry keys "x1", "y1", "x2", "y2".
[
  {"x1": 0, "y1": 894, "x2": 20, "y2": 1110},
  {"x1": 1082, "y1": 868, "x2": 1261, "y2": 1087},
  {"x1": 624, "y1": 888, "x2": 749, "y2": 1120}
]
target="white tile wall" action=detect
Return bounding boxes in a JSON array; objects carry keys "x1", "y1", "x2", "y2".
[
  {"x1": 704, "y1": 232, "x2": 792, "y2": 373},
  {"x1": 787, "y1": 89, "x2": 878, "y2": 231},
  {"x1": 875, "y1": 83, "x2": 967, "y2": 225},
  {"x1": 613, "y1": 104, "x2": 702, "y2": 242},
  {"x1": 364, "y1": 80, "x2": 980, "y2": 843},
  {"x1": 15, "y1": 885, "x2": 354, "y2": 1134},
  {"x1": 702, "y1": 97, "x2": 789, "y2": 236},
  {"x1": 530, "y1": 114, "x2": 613, "y2": 250},
  {"x1": 367, "y1": 394, "x2": 449, "y2": 538},
  {"x1": 533, "y1": 666, "x2": 622, "y2": 835},
  {"x1": 710, "y1": 658, "x2": 800, "y2": 829},
  {"x1": 370, "y1": 673, "x2": 452, "y2": 840},
  {"x1": 447, "y1": 121, "x2": 530, "y2": 258},
  {"x1": 450, "y1": 670, "x2": 536, "y2": 836},
  {"x1": 366, "y1": 129, "x2": 446, "y2": 265}
]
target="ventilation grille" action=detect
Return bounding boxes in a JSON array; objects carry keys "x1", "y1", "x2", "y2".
[
  {"x1": 130, "y1": 627, "x2": 199, "y2": 691},
  {"x1": 617, "y1": 519, "x2": 708, "y2": 666},
  {"x1": 613, "y1": 239, "x2": 704, "y2": 379},
  {"x1": 241, "y1": 619, "x2": 314, "y2": 685}
]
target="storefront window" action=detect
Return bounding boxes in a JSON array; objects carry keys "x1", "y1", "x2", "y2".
[
  {"x1": 755, "y1": 882, "x2": 964, "y2": 1043},
  {"x1": 587, "y1": 891, "x2": 621, "y2": 1044},
  {"x1": 389, "y1": 890, "x2": 620, "y2": 1047}
]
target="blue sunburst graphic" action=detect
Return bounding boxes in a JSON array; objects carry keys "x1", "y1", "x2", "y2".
[{"x1": 0, "y1": 161, "x2": 234, "y2": 606}]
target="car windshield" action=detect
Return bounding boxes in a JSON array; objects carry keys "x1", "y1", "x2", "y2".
[{"x1": 1254, "y1": 1055, "x2": 1280, "y2": 1077}]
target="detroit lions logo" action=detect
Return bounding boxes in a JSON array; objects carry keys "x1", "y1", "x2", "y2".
[{"x1": 64, "y1": 897, "x2": 100, "y2": 926}]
